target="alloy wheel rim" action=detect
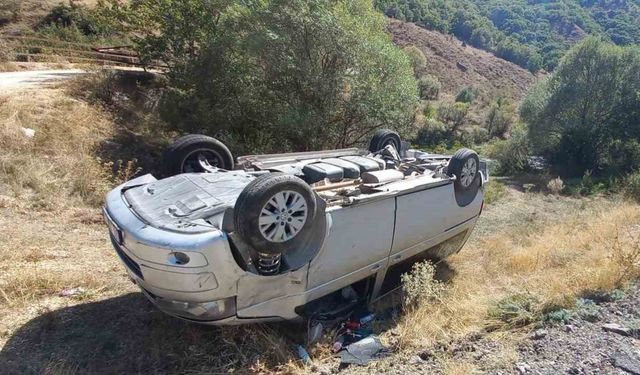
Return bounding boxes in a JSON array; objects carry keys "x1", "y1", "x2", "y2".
[
  {"x1": 460, "y1": 158, "x2": 477, "y2": 187},
  {"x1": 258, "y1": 190, "x2": 308, "y2": 243}
]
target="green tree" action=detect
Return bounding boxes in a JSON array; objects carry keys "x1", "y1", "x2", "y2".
[
  {"x1": 101, "y1": 0, "x2": 418, "y2": 153},
  {"x1": 521, "y1": 38, "x2": 640, "y2": 175}
]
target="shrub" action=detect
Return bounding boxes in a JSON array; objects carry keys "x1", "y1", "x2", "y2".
[
  {"x1": 0, "y1": 39, "x2": 13, "y2": 62},
  {"x1": 403, "y1": 45, "x2": 427, "y2": 74},
  {"x1": 455, "y1": 86, "x2": 475, "y2": 103},
  {"x1": 422, "y1": 102, "x2": 436, "y2": 119},
  {"x1": 437, "y1": 102, "x2": 469, "y2": 133},
  {"x1": 485, "y1": 101, "x2": 514, "y2": 139},
  {"x1": 38, "y1": 4, "x2": 106, "y2": 37},
  {"x1": 547, "y1": 177, "x2": 565, "y2": 195},
  {"x1": 415, "y1": 118, "x2": 450, "y2": 147},
  {"x1": 488, "y1": 293, "x2": 540, "y2": 329},
  {"x1": 401, "y1": 261, "x2": 445, "y2": 307},
  {"x1": 468, "y1": 125, "x2": 489, "y2": 144},
  {"x1": 624, "y1": 170, "x2": 640, "y2": 202},
  {"x1": 417, "y1": 74, "x2": 441, "y2": 100},
  {"x1": 0, "y1": 0, "x2": 19, "y2": 25},
  {"x1": 522, "y1": 38, "x2": 640, "y2": 175},
  {"x1": 484, "y1": 124, "x2": 529, "y2": 175},
  {"x1": 105, "y1": 0, "x2": 419, "y2": 154}
]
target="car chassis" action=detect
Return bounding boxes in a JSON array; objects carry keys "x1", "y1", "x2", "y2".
[{"x1": 103, "y1": 131, "x2": 488, "y2": 324}]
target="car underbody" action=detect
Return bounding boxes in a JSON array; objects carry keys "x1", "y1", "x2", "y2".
[{"x1": 103, "y1": 131, "x2": 487, "y2": 324}]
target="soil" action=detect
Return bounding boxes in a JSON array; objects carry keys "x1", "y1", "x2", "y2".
[{"x1": 388, "y1": 20, "x2": 541, "y2": 102}]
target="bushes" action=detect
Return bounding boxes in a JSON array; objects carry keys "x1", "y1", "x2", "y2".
[
  {"x1": 417, "y1": 74, "x2": 440, "y2": 100},
  {"x1": 484, "y1": 99, "x2": 514, "y2": 139},
  {"x1": 624, "y1": 170, "x2": 640, "y2": 202},
  {"x1": 484, "y1": 124, "x2": 529, "y2": 175},
  {"x1": 38, "y1": 3, "x2": 110, "y2": 39},
  {"x1": 455, "y1": 86, "x2": 475, "y2": 103},
  {"x1": 103, "y1": 0, "x2": 419, "y2": 154},
  {"x1": 522, "y1": 38, "x2": 640, "y2": 176},
  {"x1": 415, "y1": 118, "x2": 450, "y2": 147},
  {"x1": 403, "y1": 45, "x2": 427, "y2": 74}
]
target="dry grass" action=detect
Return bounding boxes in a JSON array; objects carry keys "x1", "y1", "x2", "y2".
[
  {"x1": 1, "y1": 82, "x2": 639, "y2": 374},
  {"x1": 0, "y1": 88, "x2": 117, "y2": 208},
  {"x1": 396, "y1": 197, "x2": 640, "y2": 349}
]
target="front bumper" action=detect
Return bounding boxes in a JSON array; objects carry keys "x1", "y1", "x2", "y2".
[{"x1": 104, "y1": 175, "x2": 246, "y2": 323}]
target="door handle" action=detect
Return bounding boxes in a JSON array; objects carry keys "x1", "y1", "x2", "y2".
[
  {"x1": 370, "y1": 264, "x2": 381, "y2": 272},
  {"x1": 392, "y1": 254, "x2": 402, "y2": 263}
]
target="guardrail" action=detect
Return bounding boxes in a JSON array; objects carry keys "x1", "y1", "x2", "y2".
[{"x1": 0, "y1": 35, "x2": 153, "y2": 67}]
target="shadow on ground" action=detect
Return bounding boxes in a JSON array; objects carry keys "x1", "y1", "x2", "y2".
[
  {"x1": 0, "y1": 293, "x2": 298, "y2": 374},
  {"x1": 2, "y1": 261, "x2": 458, "y2": 374}
]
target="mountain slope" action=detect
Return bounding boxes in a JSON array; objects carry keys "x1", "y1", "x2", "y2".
[
  {"x1": 388, "y1": 19, "x2": 538, "y2": 102},
  {"x1": 377, "y1": 0, "x2": 640, "y2": 72}
]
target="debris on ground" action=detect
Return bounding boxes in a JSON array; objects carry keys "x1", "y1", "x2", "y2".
[
  {"x1": 339, "y1": 335, "x2": 388, "y2": 365},
  {"x1": 20, "y1": 127, "x2": 35, "y2": 138},
  {"x1": 58, "y1": 287, "x2": 85, "y2": 297}
]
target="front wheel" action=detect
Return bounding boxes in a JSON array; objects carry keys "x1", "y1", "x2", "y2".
[{"x1": 234, "y1": 173, "x2": 317, "y2": 255}]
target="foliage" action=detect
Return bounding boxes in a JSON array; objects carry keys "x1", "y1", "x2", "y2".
[
  {"x1": 99, "y1": 0, "x2": 419, "y2": 154},
  {"x1": 437, "y1": 102, "x2": 469, "y2": 133},
  {"x1": 624, "y1": 170, "x2": 640, "y2": 202},
  {"x1": 488, "y1": 293, "x2": 540, "y2": 329},
  {"x1": 484, "y1": 124, "x2": 529, "y2": 175},
  {"x1": 37, "y1": 3, "x2": 116, "y2": 42},
  {"x1": 484, "y1": 98, "x2": 514, "y2": 138},
  {"x1": 403, "y1": 45, "x2": 427, "y2": 74},
  {"x1": 455, "y1": 86, "x2": 475, "y2": 103},
  {"x1": 483, "y1": 180, "x2": 506, "y2": 204},
  {"x1": 417, "y1": 74, "x2": 441, "y2": 100},
  {"x1": 547, "y1": 177, "x2": 565, "y2": 195},
  {"x1": 522, "y1": 38, "x2": 640, "y2": 176},
  {"x1": 376, "y1": 0, "x2": 640, "y2": 72},
  {"x1": 401, "y1": 261, "x2": 445, "y2": 307},
  {"x1": 415, "y1": 118, "x2": 450, "y2": 147}
]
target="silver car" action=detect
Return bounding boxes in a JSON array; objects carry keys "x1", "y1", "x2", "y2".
[{"x1": 103, "y1": 130, "x2": 487, "y2": 324}]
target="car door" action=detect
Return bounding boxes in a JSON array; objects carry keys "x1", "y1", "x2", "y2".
[{"x1": 306, "y1": 197, "x2": 395, "y2": 292}]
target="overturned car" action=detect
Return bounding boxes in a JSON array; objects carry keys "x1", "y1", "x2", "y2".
[{"x1": 103, "y1": 130, "x2": 487, "y2": 324}]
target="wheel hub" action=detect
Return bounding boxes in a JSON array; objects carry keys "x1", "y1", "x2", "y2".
[
  {"x1": 460, "y1": 158, "x2": 477, "y2": 187},
  {"x1": 258, "y1": 190, "x2": 308, "y2": 243}
]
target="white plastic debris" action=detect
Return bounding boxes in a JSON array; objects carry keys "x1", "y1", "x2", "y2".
[
  {"x1": 20, "y1": 127, "x2": 35, "y2": 138},
  {"x1": 59, "y1": 287, "x2": 86, "y2": 297}
]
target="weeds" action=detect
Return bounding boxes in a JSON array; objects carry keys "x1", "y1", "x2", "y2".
[
  {"x1": 401, "y1": 261, "x2": 445, "y2": 307},
  {"x1": 546, "y1": 176, "x2": 564, "y2": 195}
]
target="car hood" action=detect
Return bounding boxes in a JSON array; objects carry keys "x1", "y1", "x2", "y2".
[{"x1": 123, "y1": 171, "x2": 254, "y2": 233}]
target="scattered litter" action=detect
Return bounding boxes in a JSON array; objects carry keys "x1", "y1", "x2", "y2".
[
  {"x1": 59, "y1": 287, "x2": 85, "y2": 297},
  {"x1": 20, "y1": 127, "x2": 35, "y2": 138},
  {"x1": 307, "y1": 321, "x2": 324, "y2": 345},
  {"x1": 296, "y1": 345, "x2": 311, "y2": 365},
  {"x1": 339, "y1": 335, "x2": 388, "y2": 365}
]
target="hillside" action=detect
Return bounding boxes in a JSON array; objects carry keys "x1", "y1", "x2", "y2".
[
  {"x1": 377, "y1": 0, "x2": 640, "y2": 72},
  {"x1": 388, "y1": 19, "x2": 538, "y2": 102}
]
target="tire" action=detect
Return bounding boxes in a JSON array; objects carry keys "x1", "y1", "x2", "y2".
[
  {"x1": 163, "y1": 134, "x2": 234, "y2": 177},
  {"x1": 234, "y1": 173, "x2": 317, "y2": 254},
  {"x1": 447, "y1": 148, "x2": 480, "y2": 193},
  {"x1": 369, "y1": 129, "x2": 401, "y2": 153}
]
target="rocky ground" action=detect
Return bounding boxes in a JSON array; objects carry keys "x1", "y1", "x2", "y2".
[{"x1": 337, "y1": 285, "x2": 640, "y2": 374}]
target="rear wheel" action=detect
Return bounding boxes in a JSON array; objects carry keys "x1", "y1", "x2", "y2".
[
  {"x1": 447, "y1": 148, "x2": 480, "y2": 193},
  {"x1": 234, "y1": 174, "x2": 317, "y2": 255},
  {"x1": 369, "y1": 129, "x2": 401, "y2": 153},
  {"x1": 163, "y1": 134, "x2": 234, "y2": 176}
]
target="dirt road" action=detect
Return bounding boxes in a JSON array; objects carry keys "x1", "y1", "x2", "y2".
[{"x1": 0, "y1": 69, "x2": 85, "y2": 91}]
